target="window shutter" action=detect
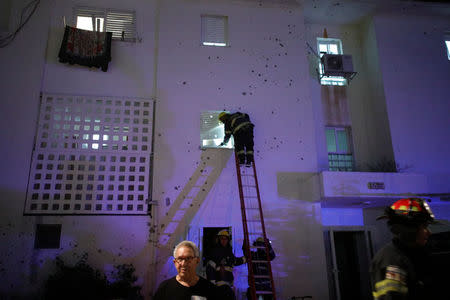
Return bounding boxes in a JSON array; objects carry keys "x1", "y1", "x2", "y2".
[
  {"x1": 201, "y1": 15, "x2": 228, "y2": 46},
  {"x1": 75, "y1": 6, "x2": 105, "y2": 22},
  {"x1": 74, "y1": 6, "x2": 137, "y2": 42},
  {"x1": 106, "y1": 10, "x2": 136, "y2": 42}
]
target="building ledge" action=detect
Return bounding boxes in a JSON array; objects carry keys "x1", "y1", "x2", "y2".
[{"x1": 318, "y1": 171, "x2": 428, "y2": 208}]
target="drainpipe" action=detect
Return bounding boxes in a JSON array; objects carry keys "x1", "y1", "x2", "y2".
[{"x1": 148, "y1": 0, "x2": 162, "y2": 298}]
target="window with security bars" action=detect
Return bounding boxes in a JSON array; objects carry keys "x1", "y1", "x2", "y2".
[
  {"x1": 74, "y1": 6, "x2": 137, "y2": 42},
  {"x1": 325, "y1": 127, "x2": 353, "y2": 171},
  {"x1": 200, "y1": 111, "x2": 233, "y2": 149},
  {"x1": 25, "y1": 93, "x2": 153, "y2": 215},
  {"x1": 317, "y1": 38, "x2": 347, "y2": 86},
  {"x1": 201, "y1": 15, "x2": 228, "y2": 47}
]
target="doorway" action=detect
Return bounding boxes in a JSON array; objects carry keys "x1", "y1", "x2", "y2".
[
  {"x1": 202, "y1": 226, "x2": 232, "y2": 267},
  {"x1": 324, "y1": 228, "x2": 373, "y2": 300}
]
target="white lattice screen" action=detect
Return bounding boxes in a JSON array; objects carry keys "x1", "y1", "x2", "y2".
[{"x1": 25, "y1": 93, "x2": 153, "y2": 215}]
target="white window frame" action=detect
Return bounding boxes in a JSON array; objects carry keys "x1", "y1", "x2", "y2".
[
  {"x1": 325, "y1": 126, "x2": 353, "y2": 171},
  {"x1": 74, "y1": 6, "x2": 137, "y2": 42},
  {"x1": 317, "y1": 38, "x2": 347, "y2": 86},
  {"x1": 446, "y1": 40, "x2": 450, "y2": 60},
  {"x1": 201, "y1": 15, "x2": 228, "y2": 47},
  {"x1": 200, "y1": 111, "x2": 233, "y2": 149}
]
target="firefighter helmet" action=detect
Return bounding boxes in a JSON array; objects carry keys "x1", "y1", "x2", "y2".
[
  {"x1": 218, "y1": 112, "x2": 228, "y2": 122},
  {"x1": 217, "y1": 229, "x2": 231, "y2": 239},
  {"x1": 377, "y1": 198, "x2": 435, "y2": 225},
  {"x1": 253, "y1": 237, "x2": 265, "y2": 246}
]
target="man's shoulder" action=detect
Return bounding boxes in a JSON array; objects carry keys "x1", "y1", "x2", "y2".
[
  {"x1": 373, "y1": 242, "x2": 408, "y2": 267},
  {"x1": 197, "y1": 276, "x2": 216, "y2": 287},
  {"x1": 153, "y1": 276, "x2": 179, "y2": 300},
  {"x1": 157, "y1": 276, "x2": 177, "y2": 288}
]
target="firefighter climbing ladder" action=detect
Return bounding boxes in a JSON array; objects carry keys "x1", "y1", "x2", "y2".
[{"x1": 234, "y1": 153, "x2": 276, "y2": 300}]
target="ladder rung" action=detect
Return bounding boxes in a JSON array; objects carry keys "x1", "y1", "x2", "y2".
[
  {"x1": 254, "y1": 275, "x2": 271, "y2": 278},
  {"x1": 252, "y1": 260, "x2": 269, "y2": 263},
  {"x1": 256, "y1": 291, "x2": 273, "y2": 294},
  {"x1": 248, "y1": 232, "x2": 263, "y2": 236},
  {"x1": 250, "y1": 245, "x2": 266, "y2": 249},
  {"x1": 247, "y1": 219, "x2": 261, "y2": 222},
  {"x1": 241, "y1": 184, "x2": 256, "y2": 188}
]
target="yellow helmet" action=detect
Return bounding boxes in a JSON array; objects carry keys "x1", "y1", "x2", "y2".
[
  {"x1": 218, "y1": 112, "x2": 228, "y2": 122},
  {"x1": 217, "y1": 229, "x2": 230, "y2": 239},
  {"x1": 253, "y1": 237, "x2": 265, "y2": 246}
]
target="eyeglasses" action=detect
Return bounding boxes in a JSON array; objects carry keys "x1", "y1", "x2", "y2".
[{"x1": 174, "y1": 256, "x2": 196, "y2": 264}]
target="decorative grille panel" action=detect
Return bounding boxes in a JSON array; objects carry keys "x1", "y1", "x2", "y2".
[{"x1": 25, "y1": 93, "x2": 153, "y2": 215}]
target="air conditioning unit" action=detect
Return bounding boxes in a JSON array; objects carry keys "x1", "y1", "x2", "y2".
[{"x1": 321, "y1": 54, "x2": 354, "y2": 77}]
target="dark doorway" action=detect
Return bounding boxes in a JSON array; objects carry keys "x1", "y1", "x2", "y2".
[
  {"x1": 428, "y1": 231, "x2": 450, "y2": 300},
  {"x1": 202, "y1": 226, "x2": 231, "y2": 267},
  {"x1": 324, "y1": 229, "x2": 372, "y2": 300}
]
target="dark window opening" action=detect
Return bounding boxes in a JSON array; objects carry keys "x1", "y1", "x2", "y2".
[{"x1": 34, "y1": 224, "x2": 62, "y2": 249}]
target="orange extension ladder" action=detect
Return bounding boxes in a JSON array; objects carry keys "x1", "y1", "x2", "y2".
[{"x1": 234, "y1": 153, "x2": 276, "y2": 300}]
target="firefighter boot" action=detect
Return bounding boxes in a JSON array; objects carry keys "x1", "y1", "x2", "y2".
[{"x1": 245, "y1": 153, "x2": 253, "y2": 167}]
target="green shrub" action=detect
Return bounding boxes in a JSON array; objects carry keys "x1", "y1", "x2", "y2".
[{"x1": 43, "y1": 253, "x2": 142, "y2": 300}]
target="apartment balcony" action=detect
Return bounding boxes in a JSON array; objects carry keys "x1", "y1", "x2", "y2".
[{"x1": 316, "y1": 171, "x2": 428, "y2": 208}]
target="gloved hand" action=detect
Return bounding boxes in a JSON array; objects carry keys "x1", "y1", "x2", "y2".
[{"x1": 219, "y1": 142, "x2": 225, "y2": 146}]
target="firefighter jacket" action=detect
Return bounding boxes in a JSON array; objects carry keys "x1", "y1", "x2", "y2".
[
  {"x1": 222, "y1": 112, "x2": 254, "y2": 144},
  {"x1": 206, "y1": 246, "x2": 246, "y2": 287},
  {"x1": 242, "y1": 241, "x2": 276, "y2": 294},
  {"x1": 370, "y1": 239, "x2": 431, "y2": 300}
]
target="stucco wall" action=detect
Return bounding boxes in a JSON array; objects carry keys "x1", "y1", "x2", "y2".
[
  {"x1": 0, "y1": 0, "x2": 157, "y2": 297},
  {"x1": 153, "y1": 0, "x2": 328, "y2": 298},
  {"x1": 0, "y1": 0, "x2": 329, "y2": 299},
  {"x1": 374, "y1": 13, "x2": 450, "y2": 192}
]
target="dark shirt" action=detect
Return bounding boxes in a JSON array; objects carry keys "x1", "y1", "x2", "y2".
[{"x1": 153, "y1": 276, "x2": 222, "y2": 300}]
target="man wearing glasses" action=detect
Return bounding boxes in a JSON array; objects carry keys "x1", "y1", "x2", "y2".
[{"x1": 154, "y1": 240, "x2": 222, "y2": 300}]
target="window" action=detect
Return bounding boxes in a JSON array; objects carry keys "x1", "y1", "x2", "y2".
[
  {"x1": 325, "y1": 127, "x2": 353, "y2": 171},
  {"x1": 74, "y1": 6, "x2": 136, "y2": 42},
  {"x1": 446, "y1": 40, "x2": 450, "y2": 60},
  {"x1": 317, "y1": 38, "x2": 347, "y2": 86},
  {"x1": 200, "y1": 111, "x2": 233, "y2": 149},
  {"x1": 34, "y1": 224, "x2": 61, "y2": 249},
  {"x1": 25, "y1": 93, "x2": 153, "y2": 215},
  {"x1": 201, "y1": 15, "x2": 228, "y2": 47}
]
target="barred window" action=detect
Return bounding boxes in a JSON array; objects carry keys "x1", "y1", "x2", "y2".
[{"x1": 325, "y1": 127, "x2": 353, "y2": 171}]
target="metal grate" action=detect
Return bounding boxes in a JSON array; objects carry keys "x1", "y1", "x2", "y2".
[
  {"x1": 328, "y1": 153, "x2": 353, "y2": 171},
  {"x1": 25, "y1": 93, "x2": 153, "y2": 215}
]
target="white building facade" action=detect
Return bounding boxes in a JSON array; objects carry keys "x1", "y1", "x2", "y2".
[{"x1": 0, "y1": 0, "x2": 449, "y2": 299}]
